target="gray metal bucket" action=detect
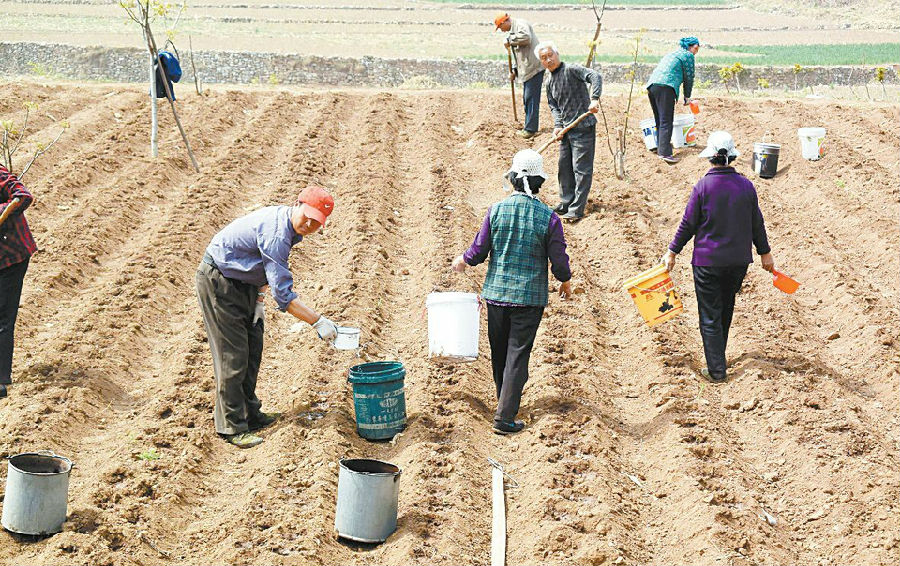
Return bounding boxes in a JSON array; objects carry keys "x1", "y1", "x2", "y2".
[
  {"x1": 335, "y1": 458, "x2": 401, "y2": 543},
  {"x1": 752, "y1": 142, "x2": 781, "y2": 179},
  {"x1": 2, "y1": 452, "x2": 73, "y2": 535}
]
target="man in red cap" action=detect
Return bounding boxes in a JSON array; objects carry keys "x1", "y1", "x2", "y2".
[
  {"x1": 495, "y1": 11, "x2": 544, "y2": 139},
  {"x1": 196, "y1": 186, "x2": 340, "y2": 448}
]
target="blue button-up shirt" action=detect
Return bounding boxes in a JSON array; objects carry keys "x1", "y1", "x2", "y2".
[{"x1": 206, "y1": 206, "x2": 302, "y2": 310}]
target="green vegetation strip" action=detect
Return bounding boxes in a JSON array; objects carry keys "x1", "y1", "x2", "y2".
[
  {"x1": 711, "y1": 44, "x2": 900, "y2": 66},
  {"x1": 431, "y1": 0, "x2": 730, "y2": 6},
  {"x1": 472, "y1": 43, "x2": 900, "y2": 66}
]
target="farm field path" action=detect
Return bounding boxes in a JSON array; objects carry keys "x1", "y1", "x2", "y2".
[{"x1": 0, "y1": 84, "x2": 897, "y2": 566}]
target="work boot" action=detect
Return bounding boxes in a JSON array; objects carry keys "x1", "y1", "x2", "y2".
[
  {"x1": 0, "y1": 384, "x2": 7, "y2": 398},
  {"x1": 516, "y1": 129, "x2": 536, "y2": 139},
  {"x1": 248, "y1": 411, "x2": 281, "y2": 431},
  {"x1": 700, "y1": 367, "x2": 727, "y2": 383},
  {"x1": 225, "y1": 432, "x2": 264, "y2": 448},
  {"x1": 659, "y1": 155, "x2": 680, "y2": 164},
  {"x1": 492, "y1": 420, "x2": 525, "y2": 435}
]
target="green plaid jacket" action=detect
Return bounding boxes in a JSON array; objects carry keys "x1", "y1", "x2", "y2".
[{"x1": 482, "y1": 193, "x2": 553, "y2": 306}]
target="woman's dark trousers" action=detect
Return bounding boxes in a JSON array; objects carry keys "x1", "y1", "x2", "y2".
[
  {"x1": 487, "y1": 304, "x2": 544, "y2": 423},
  {"x1": 0, "y1": 258, "x2": 29, "y2": 386},
  {"x1": 692, "y1": 265, "x2": 748, "y2": 379},
  {"x1": 648, "y1": 83, "x2": 677, "y2": 157}
]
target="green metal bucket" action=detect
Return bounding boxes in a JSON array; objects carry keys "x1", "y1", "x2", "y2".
[{"x1": 348, "y1": 361, "x2": 407, "y2": 441}]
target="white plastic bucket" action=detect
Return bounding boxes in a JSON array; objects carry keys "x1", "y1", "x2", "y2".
[
  {"x1": 672, "y1": 113, "x2": 697, "y2": 148},
  {"x1": 639, "y1": 118, "x2": 657, "y2": 151},
  {"x1": 426, "y1": 292, "x2": 479, "y2": 362},
  {"x1": 798, "y1": 127, "x2": 826, "y2": 160},
  {"x1": 334, "y1": 327, "x2": 360, "y2": 350}
]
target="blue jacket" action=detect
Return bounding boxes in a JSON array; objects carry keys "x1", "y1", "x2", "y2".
[{"x1": 154, "y1": 51, "x2": 182, "y2": 100}]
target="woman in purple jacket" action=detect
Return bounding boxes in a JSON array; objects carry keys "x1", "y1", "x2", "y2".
[{"x1": 662, "y1": 131, "x2": 775, "y2": 383}]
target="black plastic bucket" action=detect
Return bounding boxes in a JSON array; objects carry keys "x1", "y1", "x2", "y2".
[{"x1": 752, "y1": 142, "x2": 781, "y2": 179}]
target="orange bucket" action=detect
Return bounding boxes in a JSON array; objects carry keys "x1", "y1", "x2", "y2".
[
  {"x1": 622, "y1": 264, "x2": 683, "y2": 327},
  {"x1": 772, "y1": 270, "x2": 800, "y2": 294}
]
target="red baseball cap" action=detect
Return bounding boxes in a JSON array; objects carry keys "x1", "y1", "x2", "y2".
[{"x1": 296, "y1": 186, "x2": 334, "y2": 226}]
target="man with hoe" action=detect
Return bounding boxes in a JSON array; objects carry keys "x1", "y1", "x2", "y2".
[
  {"x1": 494, "y1": 12, "x2": 544, "y2": 139},
  {"x1": 196, "y1": 186, "x2": 342, "y2": 448},
  {"x1": 536, "y1": 41, "x2": 602, "y2": 222},
  {"x1": 0, "y1": 165, "x2": 36, "y2": 400}
]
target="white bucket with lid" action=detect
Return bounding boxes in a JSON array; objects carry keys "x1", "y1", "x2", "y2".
[
  {"x1": 639, "y1": 118, "x2": 658, "y2": 151},
  {"x1": 426, "y1": 292, "x2": 479, "y2": 362},
  {"x1": 334, "y1": 327, "x2": 360, "y2": 350},
  {"x1": 672, "y1": 113, "x2": 697, "y2": 148},
  {"x1": 797, "y1": 127, "x2": 826, "y2": 160}
]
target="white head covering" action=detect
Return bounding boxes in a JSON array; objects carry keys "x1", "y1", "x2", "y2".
[
  {"x1": 699, "y1": 130, "x2": 740, "y2": 158},
  {"x1": 507, "y1": 149, "x2": 548, "y2": 198}
]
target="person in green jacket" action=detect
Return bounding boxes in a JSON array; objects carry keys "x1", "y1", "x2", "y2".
[{"x1": 646, "y1": 37, "x2": 699, "y2": 164}]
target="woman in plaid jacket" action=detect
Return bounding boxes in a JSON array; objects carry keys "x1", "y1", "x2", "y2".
[{"x1": 452, "y1": 150, "x2": 572, "y2": 435}]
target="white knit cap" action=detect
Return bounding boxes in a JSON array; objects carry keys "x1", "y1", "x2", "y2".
[
  {"x1": 507, "y1": 149, "x2": 548, "y2": 198},
  {"x1": 699, "y1": 130, "x2": 740, "y2": 158}
]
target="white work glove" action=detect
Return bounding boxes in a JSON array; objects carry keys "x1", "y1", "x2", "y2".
[
  {"x1": 312, "y1": 316, "x2": 338, "y2": 343},
  {"x1": 662, "y1": 250, "x2": 677, "y2": 273},
  {"x1": 253, "y1": 301, "x2": 265, "y2": 326}
]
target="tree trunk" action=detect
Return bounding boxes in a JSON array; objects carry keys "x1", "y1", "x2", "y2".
[
  {"x1": 189, "y1": 35, "x2": 202, "y2": 95},
  {"x1": 149, "y1": 46, "x2": 158, "y2": 157}
]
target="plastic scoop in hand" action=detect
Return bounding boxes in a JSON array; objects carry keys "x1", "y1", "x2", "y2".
[
  {"x1": 689, "y1": 100, "x2": 700, "y2": 115},
  {"x1": 772, "y1": 270, "x2": 800, "y2": 294}
]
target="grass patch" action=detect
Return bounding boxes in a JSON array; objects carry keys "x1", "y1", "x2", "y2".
[
  {"x1": 711, "y1": 44, "x2": 900, "y2": 66},
  {"x1": 138, "y1": 447, "x2": 161, "y2": 461},
  {"x1": 469, "y1": 43, "x2": 900, "y2": 66},
  {"x1": 433, "y1": 0, "x2": 730, "y2": 5}
]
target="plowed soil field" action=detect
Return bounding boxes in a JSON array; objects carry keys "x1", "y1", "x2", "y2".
[{"x1": 0, "y1": 82, "x2": 897, "y2": 565}]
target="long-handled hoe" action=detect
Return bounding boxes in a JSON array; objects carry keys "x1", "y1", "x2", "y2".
[
  {"x1": 535, "y1": 111, "x2": 593, "y2": 155},
  {"x1": 0, "y1": 197, "x2": 21, "y2": 229},
  {"x1": 505, "y1": 44, "x2": 519, "y2": 124}
]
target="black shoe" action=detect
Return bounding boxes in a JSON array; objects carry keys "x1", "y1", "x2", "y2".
[
  {"x1": 492, "y1": 420, "x2": 525, "y2": 435},
  {"x1": 700, "y1": 368, "x2": 727, "y2": 383},
  {"x1": 553, "y1": 205, "x2": 568, "y2": 215},
  {"x1": 248, "y1": 411, "x2": 281, "y2": 431},
  {"x1": 560, "y1": 211, "x2": 584, "y2": 223},
  {"x1": 0, "y1": 384, "x2": 6, "y2": 398}
]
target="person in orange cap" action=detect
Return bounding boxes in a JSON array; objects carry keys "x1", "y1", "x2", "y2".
[
  {"x1": 196, "y1": 186, "x2": 342, "y2": 448},
  {"x1": 495, "y1": 11, "x2": 544, "y2": 139}
]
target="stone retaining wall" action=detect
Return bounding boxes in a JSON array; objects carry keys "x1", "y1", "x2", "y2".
[{"x1": 0, "y1": 41, "x2": 895, "y2": 90}]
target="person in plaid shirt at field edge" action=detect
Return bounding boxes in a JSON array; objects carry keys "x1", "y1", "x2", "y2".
[{"x1": 0, "y1": 165, "x2": 37, "y2": 399}]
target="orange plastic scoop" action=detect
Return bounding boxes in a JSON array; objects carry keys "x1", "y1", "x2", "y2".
[
  {"x1": 772, "y1": 270, "x2": 800, "y2": 294},
  {"x1": 689, "y1": 100, "x2": 700, "y2": 115}
]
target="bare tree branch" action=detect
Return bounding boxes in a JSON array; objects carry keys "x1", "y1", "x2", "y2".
[
  {"x1": 9, "y1": 105, "x2": 31, "y2": 158},
  {"x1": 20, "y1": 125, "x2": 67, "y2": 180}
]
